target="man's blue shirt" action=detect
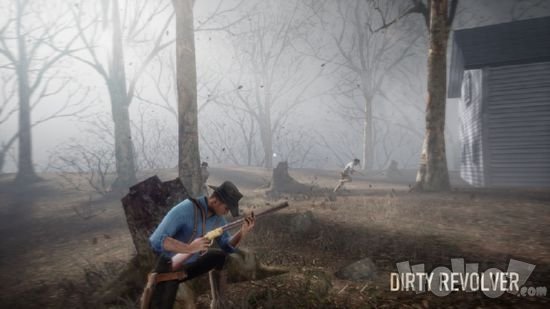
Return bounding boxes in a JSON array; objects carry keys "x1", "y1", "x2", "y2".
[{"x1": 149, "y1": 196, "x2": 235, "y2": 263}]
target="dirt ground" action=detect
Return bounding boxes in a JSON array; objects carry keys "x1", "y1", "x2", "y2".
[{"x1": 0, "y1": 166, "x2": 549, "y2": 308}]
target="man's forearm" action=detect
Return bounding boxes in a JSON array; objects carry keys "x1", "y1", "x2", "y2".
[
  {"x1": 229, "y1": 230, "x2": 243, "y2": 247},
  {"x1": 162, "y1": 236, "x2": 193, "y2": 254}
]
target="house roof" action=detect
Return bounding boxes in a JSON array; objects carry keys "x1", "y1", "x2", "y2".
[{"x1": 448, "y1": 16, "x2": 550, "y2": 98}]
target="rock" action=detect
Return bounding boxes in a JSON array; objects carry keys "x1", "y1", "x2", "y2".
[
  {"x1": 289, "y1": 211, "x2": 315, "y2": 235},
  {"x1": 334, "y1": 258, "x2": 377, "y2": 281},
  {"x1": 226, "y1": 248, "x2": 288, "y2": 282}
]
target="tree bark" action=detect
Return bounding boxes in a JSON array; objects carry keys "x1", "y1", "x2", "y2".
[
  {"x1": 173, "y1": 0, "x2": 202, "y2": 196},
  {"x1": 0, "y1": 149, "x2": 5, "y2": 174},
  {"x1": 14, "y1": 7, "x2": 39, "y2": 184},
  {"x1": 262, "y1": 84, "x2": 274, "y2": 169},
  {"x1": 259, "y1": 115, "x2": 274, "y2": 169},
  {"x1": 109, "y1": 0, "x2": 137, "y2": 189},
  {"x1": 414, "y1": 0, "x2": 451, "y2": 191}
]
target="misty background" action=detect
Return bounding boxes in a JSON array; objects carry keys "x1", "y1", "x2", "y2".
[{"x1": 1, "y1": 0, "x2": 548, "y2": 178}]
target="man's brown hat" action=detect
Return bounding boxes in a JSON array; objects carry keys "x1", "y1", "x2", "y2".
[{"x1": 208, "y1": 181, "x2": 243, "y2": 217}]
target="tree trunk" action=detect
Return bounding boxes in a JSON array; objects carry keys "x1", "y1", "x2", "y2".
[
  {"x1": 110, "y1": 91, "x2": 137, "y2": 188},
  {"x1": 260, "y1": 119, "x2": 273, "y2": 169},
  {"x1": 246, "y1": 142, "x2": 252, "y2": 166},
  {"x1": 414, "y1": 0, "x2": 451, "y2": 191},
  {"x1": 14, "y1": 28, "x2": 39, "y2": 184},
  {"x1": 173, "y1": 0, "x2": 202, "y2": 196},
  {"x1": 362, "y1": 95, "x2": 374, "y2": 171},
  {"x1": 110, "y1": 0, "x2": 137, "y2": 189},
  {"x1": 0, "y1": 149, "x2": 5, "y2": 174},
  {"x1": 123, "y1": 176, "x2": 189, "y2": 263}
]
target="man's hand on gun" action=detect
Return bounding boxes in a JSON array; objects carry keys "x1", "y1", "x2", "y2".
[
  {"x1": 188, "y1": 237, "x2": 210, "y2": 253},
  {"x1": 240, "y1": 212, "x2": 255, "y2": 237}
]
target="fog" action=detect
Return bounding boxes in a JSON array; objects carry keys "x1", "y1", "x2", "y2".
[
  {"x1": 0, "y1": 0, "x2": 548, "y2": 175},
  {"x1": 2, "y1": 1, "x2": 550, "y2": 307}
]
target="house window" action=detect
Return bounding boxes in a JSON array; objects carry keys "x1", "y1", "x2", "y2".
[{"x1": 464, "y1": 71, "x2": 472, "y2": 107}]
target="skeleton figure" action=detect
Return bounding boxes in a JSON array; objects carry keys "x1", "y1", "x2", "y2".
[{"x1": 334, "y1": 158, "x2": 361, "y2": 192}]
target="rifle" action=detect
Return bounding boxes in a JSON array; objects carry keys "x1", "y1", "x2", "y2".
[{"x1": 171, "y1": 201, "x2": 289, "y2": 270}]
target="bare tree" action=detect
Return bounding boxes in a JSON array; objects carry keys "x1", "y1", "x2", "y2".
[
  {"x1": 44, "y1": 111, "x2": 119, "y2": 196},
  {"x1": 131, "y1": 104, "x2": 178, "y2": 172},
  {"x1": 511, "y1": 0, "x2": 550, "y2": 20},
  {"x1": 68, "y1": 0, "x2": 175, "y2": 188},
  {"x1": 315, "y1": 119, "x2": 364, "y2": 170},
  {"x1": 338, "y1": 0, "x2": 459, "y2": 190},
  {"x1": 214, "y1": 0, "x2": 325, "y2": 169},
  {"x1": 0, "y1": 73, "x2": 17, "y2": 173},
  {"x1": 274, "y1": 126, "x2": 318, "y2": 168},
  {"x1": 0, "y1": 0, "x2": 87, "y2": 182},
  {"x1": 307, "y1": 0, "x2": 420, "y2": 170},
  {"x1": 47, "y1": 137, "x2": 115, "y2": 196},
  {"x1": 134, "y1": 45, "x2": 227, "y2": 168},
  {"x1": 372, "y1": 115, "x2": 421, "y2": 170},
  {"x1": 200, "y1": 106, "x2": 262, "y2": 167}
]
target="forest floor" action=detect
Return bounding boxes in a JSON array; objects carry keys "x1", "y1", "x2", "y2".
[{"x1": 0, "y1": 166, "x2": 549, "y2": 308}]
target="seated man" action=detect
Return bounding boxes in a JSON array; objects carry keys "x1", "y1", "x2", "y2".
[{"x1": 148, "y1": 181, "x2": 255, "y2": 309}]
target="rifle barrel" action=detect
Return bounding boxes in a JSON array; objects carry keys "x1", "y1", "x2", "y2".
[{"x1": 222, "y1": 201, "x2": 289, "y2": 231}]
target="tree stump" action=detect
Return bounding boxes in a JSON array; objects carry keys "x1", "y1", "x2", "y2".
[
  {"x1": 384, "y1": 160, "x2": 402, "y2": 181},
  {"x1": 100, "y1": 175, "x2": 189, "y2": 303},
  {"x1": 122, "y1": 175, "x2": 188, "y2": 262},
  {"x1": 266, "y1": 161, "x2": 312, "y2": 198}
]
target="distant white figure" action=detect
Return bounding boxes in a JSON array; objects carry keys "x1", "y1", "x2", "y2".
[
  {"x1": 272, "y1": 152, "x2": 281, "y2": 167},
  {"x1": 334, "y1": 158, "x2": 362, "y2": 192}
]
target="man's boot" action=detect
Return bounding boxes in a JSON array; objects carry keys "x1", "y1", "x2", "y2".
[{"x1": 209, "y1": 269, "x2": 229, "y2": 309}]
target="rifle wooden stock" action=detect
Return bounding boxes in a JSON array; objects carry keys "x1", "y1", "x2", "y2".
[{"x1": 170, "y1": 201, "x2": 289, "y2": 270}]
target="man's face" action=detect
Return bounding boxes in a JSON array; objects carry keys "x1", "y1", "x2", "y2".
[{"x1": 211, "y1": 197, "x2": 229, "y2": 216}]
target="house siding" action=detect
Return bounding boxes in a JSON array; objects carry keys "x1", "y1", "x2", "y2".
[
  {"x1": 485, "y1": 62, "x2": 550, "y2": 187},
  {"x1": 448, "y1": 17, "x2": 550, "y2": 98}
]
